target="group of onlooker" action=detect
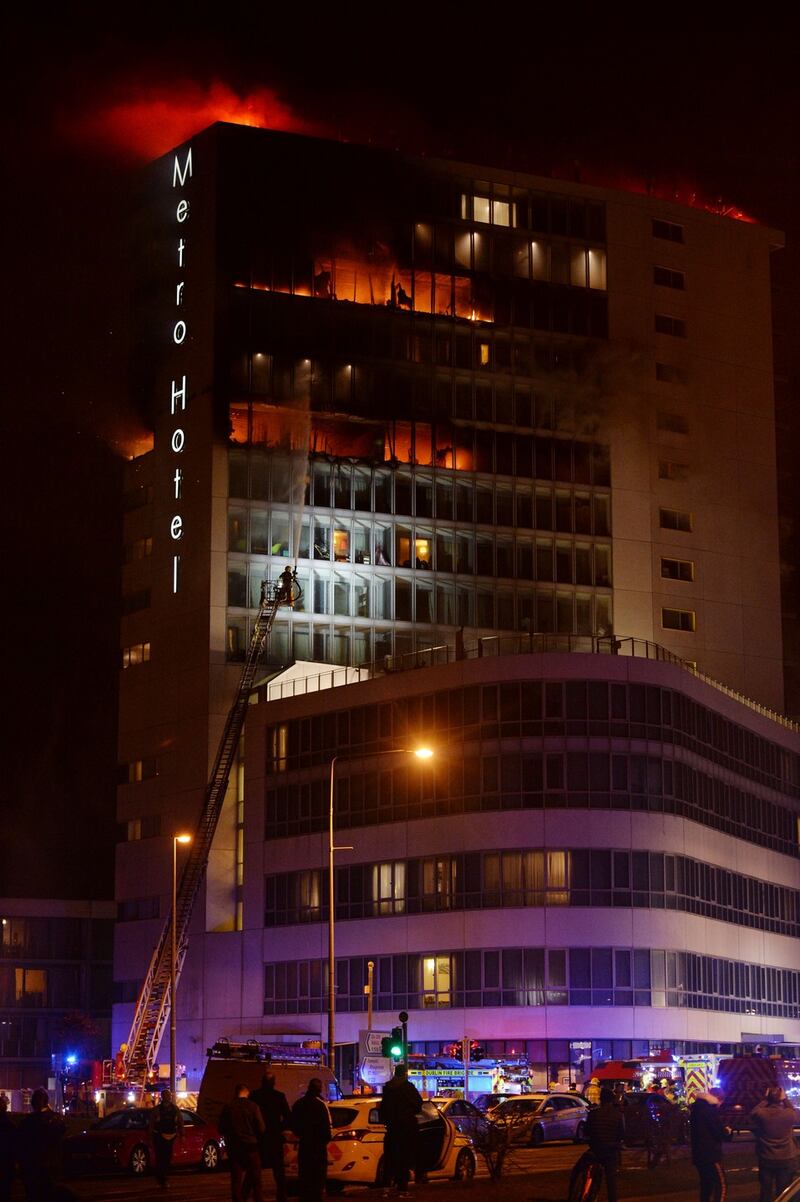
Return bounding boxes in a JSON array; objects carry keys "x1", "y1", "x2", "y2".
[
  {"x1": 691, "y1": 1084, "x2": 799, "y2": 1202},
  {"x1": 0, "y1": 1087, "x2": 73, "y2": 1202},
  {"x1": 580, "y1": 1081, "x2": 799, "y2": 1202}
]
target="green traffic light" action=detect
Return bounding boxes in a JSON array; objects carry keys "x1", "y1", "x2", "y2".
[{"x1": 390, "y1": 1042, "x2": 402, "y2": 1057}]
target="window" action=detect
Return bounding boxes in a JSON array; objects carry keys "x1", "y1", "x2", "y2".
[
  {"x1": 655, "y1": 362, "x2": 685, "y2": 384},
  {"x1": 462, "y1": 193, "x2": 515, "y2": 227},
  {"x1": 652, "y1": 218, "x2": 684, "y2": 243},
  {"x1": 659, "y1": 508, "x2": 693, "y2": 533},
  {"x1": 126, "y1": 815, "x2": 160, "y2": 841},
  {"x1": 122, "y1": 642, "x2": 151, "y2": 668},
  {"x1": 14, "y1": 969, "x2": 46, "y2": 1007},
  {"x1": 117, "y1": 897, "x2": 160, "y2": 922},
  {"x1": 662, "y1": 608, "x2": 696, "y2": 632},
  {"x1": 124, "y1": 536, "x2": 152, "y2": 562},
  {"x1": 657, "y1": 411, "x2": 689, "y2": 435},
  {"x1": 661, "y1": 557, "x2": 694, "y2": 582},
  {"x1": 654, "y1": 265, "x2": 685, "y2": 290},
  {"x1": 655, "y1": 314, "x2": 687, "y2": 338},
  {"x1": 658, "y1": 460, "x2": 689, "y2": 481},
  {"x1": 125, "y1": 758, "x2": 157, "y2": 784},
  {"x1": 372, "y1": 862, "x2": 406, "y2": 915},
  {"x1": 422, "y1": 954, "x2": 452, "y2": 1007},
  {"x1": 122, "y1": 589, "x2": 150, "y2": 615}
]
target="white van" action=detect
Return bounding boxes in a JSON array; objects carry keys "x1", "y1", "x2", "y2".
[{"x1": 196, "y1": 1040, "x2": 338, "y2": 1125}]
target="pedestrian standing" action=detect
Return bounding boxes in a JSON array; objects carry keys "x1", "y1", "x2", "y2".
[
  {"x1": 584, "y1": 1086, "x2": 625, "y2": 1202},
  {"x1": 219, "y1": 1083, "x2": 266, "y2": 1202},
  {"x1": 17, "y1": 1087, "x2": 66, "y2": 1202},
  {"x1": 290, "y1": 1078, "x2": 332, "y2": 1202},
  {"x1": 149, "y1": 1087, "x2": 184, "y2": 1189},
  {"x1": 690, "y1": 1089, "x2": 730, "y2": 1202},
  {"x1": 378, "y1": 1065, "x2": 423, "y2": 1198},
  {"x1": 750, "y1": 1086, "x2": 799, "y2": 1201},
  {"x1": 0, "y1": 1095, "x2": 15, "y2": 1202},
  {"x1": 249, "y1": 1072, "x2": 291, "y2": 1202}
]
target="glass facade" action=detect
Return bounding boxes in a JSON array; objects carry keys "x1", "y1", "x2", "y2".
[
  {"x1": 221, "y1": 148, "x2": 613, "y2": 669},
  {"x1": 264, "y1": 946, "x2": 800, "y2": 1019}
]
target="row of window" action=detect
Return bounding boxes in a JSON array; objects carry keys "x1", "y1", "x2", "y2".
[
  {"x1": 239, "y1": 276, "x2": 610, "y2": 340},
  {"x1": 312, "y1": 238, "x2": 607, "y2": 307},
  {"x1": 231, "y1": 427, "x2": 611, "y2": 496},
  {"x1": 230, "y1": 567, "x2": 611, "y2": 632},
  {"x1": 0, "y1": 966, "x2": 81, "y2": 1010},
  {"x1": 269, "y1": 680, "x2": 799, "y2": 792},
  {"x1": 117, "y1": 897, "x2": 160, "y2": 922},
  {"x1": 230, "y1": 524, "x2": 613, "y2": 582},
  {"x1": 228, "y1": 588, "x2": 613, "y2": 660},
  {"x1": 265, "y1": 847, "x2": 800, "y2": 938},
  {"x1": 0, "y1": 918, "x2": 107, "y2": 961},
  {"x1": 264, "y1": 945, "x2": 800, "y2": 1017},
  {"x1": 235, "y1": 287, "x2": 598, "y2": 393},
  {"x1": 460, "y1": 190, "x2": 606, "y2": 240},
  {"x1": 231, "y1": 370, "x2": 604, "y2": 437},
  {"x1": 265, "y1": 752, "x2": 796, "y2": 856}
]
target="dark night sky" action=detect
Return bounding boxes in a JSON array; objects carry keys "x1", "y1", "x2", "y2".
[{"x1": 3, "y1": 16, "x2": 800, "y2": 896}]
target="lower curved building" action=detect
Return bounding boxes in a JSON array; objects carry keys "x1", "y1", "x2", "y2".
[{"x1": 175, "y1": 641, "x2": 800, "y2": 1089}]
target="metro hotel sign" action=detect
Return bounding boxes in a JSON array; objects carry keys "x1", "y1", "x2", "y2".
[{"x1": 168, "y1": 146, "x2": 193, "y2": 595}]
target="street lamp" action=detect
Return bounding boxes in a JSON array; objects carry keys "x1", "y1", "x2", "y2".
[
  {"x1": 170, "y1": 834, "x2": 192, "y2": 1094},
  {"x1": 327, "y1": 747, "x2": 433, "y2": 1075}
]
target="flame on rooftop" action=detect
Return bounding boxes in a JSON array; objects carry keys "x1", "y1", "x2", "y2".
[{"x1": 68, "y1": 79, "x2": 314, "y2": 162}]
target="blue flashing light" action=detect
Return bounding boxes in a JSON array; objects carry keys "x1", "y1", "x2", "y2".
[{"x1": 66, "y1": 1054, "x2": 78, "y2": 1067}]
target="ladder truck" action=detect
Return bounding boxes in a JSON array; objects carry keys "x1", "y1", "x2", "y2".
[{"x1": 120, "y1": 568, "x2": 301, "y2": 1089}]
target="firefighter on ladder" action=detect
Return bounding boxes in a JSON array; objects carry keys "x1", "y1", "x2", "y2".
[{"x1": 276, "y1": 566, "x2": 296, "y2": 605}]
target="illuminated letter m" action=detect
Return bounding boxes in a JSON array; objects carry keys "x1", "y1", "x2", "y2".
[{"x1": 173, "y1": 148, "x2": 193, "y2": 188}]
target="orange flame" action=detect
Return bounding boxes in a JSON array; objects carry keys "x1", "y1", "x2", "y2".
[{"x1": 67, "y1": 80, "x2": 315, "y2": 162}]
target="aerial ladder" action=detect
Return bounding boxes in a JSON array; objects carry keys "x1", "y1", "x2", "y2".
[{"x1": 121, "y1": 567, "x2": 301, "y2": 1087}]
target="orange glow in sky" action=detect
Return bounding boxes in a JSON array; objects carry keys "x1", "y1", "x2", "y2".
[{"x1": 71, "y1": 80, "x2": 312, "y2": 161}]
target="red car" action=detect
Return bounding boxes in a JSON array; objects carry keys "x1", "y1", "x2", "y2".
[{"x1": 63, "y1": 1106, "x2": 224, "y2": 1176}]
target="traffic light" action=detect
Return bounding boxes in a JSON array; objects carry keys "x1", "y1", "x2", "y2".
[{"x1": 381, "y1": 1026, "x2": 404, "y2": 1059}]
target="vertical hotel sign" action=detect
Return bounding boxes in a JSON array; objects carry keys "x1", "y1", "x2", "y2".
[{"x1": 169, "y1": 146, "x2": 193, "y2": 594}]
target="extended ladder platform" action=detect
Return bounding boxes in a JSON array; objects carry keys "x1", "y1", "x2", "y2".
[{"x1": 122, "y1": 571, "x2": 300, "y2": 1086}]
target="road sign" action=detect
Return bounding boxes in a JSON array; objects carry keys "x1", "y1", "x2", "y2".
[
  {"x1": 359, "y1": 1029, "x2": 389, "y2": 1057},
  {"x1": 360, "y1": 1055, "x2": 392, "y2": 1086}
]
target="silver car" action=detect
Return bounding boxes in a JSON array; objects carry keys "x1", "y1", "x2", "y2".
[{"x1": 490, "y1": 1092, "x2": 589, "y2": 1146}]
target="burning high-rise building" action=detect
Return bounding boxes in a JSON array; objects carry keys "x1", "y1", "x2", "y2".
[{"x1": 115, "y1": 123, "x2": 799, "y2": 1091}]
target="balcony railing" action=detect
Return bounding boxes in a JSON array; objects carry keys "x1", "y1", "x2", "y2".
[{"x1": 264, "y1": 633, "x2": 799, "y2": 733}]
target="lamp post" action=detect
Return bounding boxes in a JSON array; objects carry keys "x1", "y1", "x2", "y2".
[
  {"x1": 327, "y1": 746, "x2": 433, "y2": 1076},
  {"x1": 170, "y1": 834, "x2": 192, "y2": 1094}
]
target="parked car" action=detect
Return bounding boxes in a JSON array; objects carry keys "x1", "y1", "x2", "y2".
[
  {"x1": 431, "y1": 1097, "x2": 492, "y2": 1144},
  {"x1": 490, "y1": 1092, "x2": 589, "y2": 1146},
  {"x1": 63, "y1": 1107, "x2": 224, "y2": 1176},
  {"x1": 614, "y1": 1091, "x2": 687, "y2": 1146},
  {"x1": 324, "y1": 1097, "x2": 476, "y2": 1188},
  {"x1": 472, "y1": 1092, "x2": 516, "y2": 1114}
]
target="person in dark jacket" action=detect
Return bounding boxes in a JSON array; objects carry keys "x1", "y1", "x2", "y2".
[
  {"x1": 290, "y1": 1078, "x2": 331, "y2": 1202},
  {"x1": 583, "y1": 1086, "x2": 625, "y2": 1202},
  {"x1": 17, "y1": 1087, "x2": 66, "y2": 1202},
  {"x1": 0, "y1": 1095, "x2": 15, "y2": 1202},
  {"x1": 249, "y1": 1072, "x2": 291, "y2": 1202},
  {"x1": 149, "y1": 1088, "x2": 184, "y2": 1189},
  {"x1": 750, "y1": 1086, "x2": 799, "y2": 1201},
  {"x1": 219, "y1": 1083, "x2": 266, "y2": 1202},
  {"x1": 690, "y1": 1090, "x2": 730, "y2": 1202},
  {"x1": 378, "y1": 1065, "x2": 423, "y2": 1197}
]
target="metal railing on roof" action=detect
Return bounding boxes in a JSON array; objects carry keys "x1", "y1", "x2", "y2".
[{"x1": 264, "y1": 633, "x2": 799, "y2": 733}]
